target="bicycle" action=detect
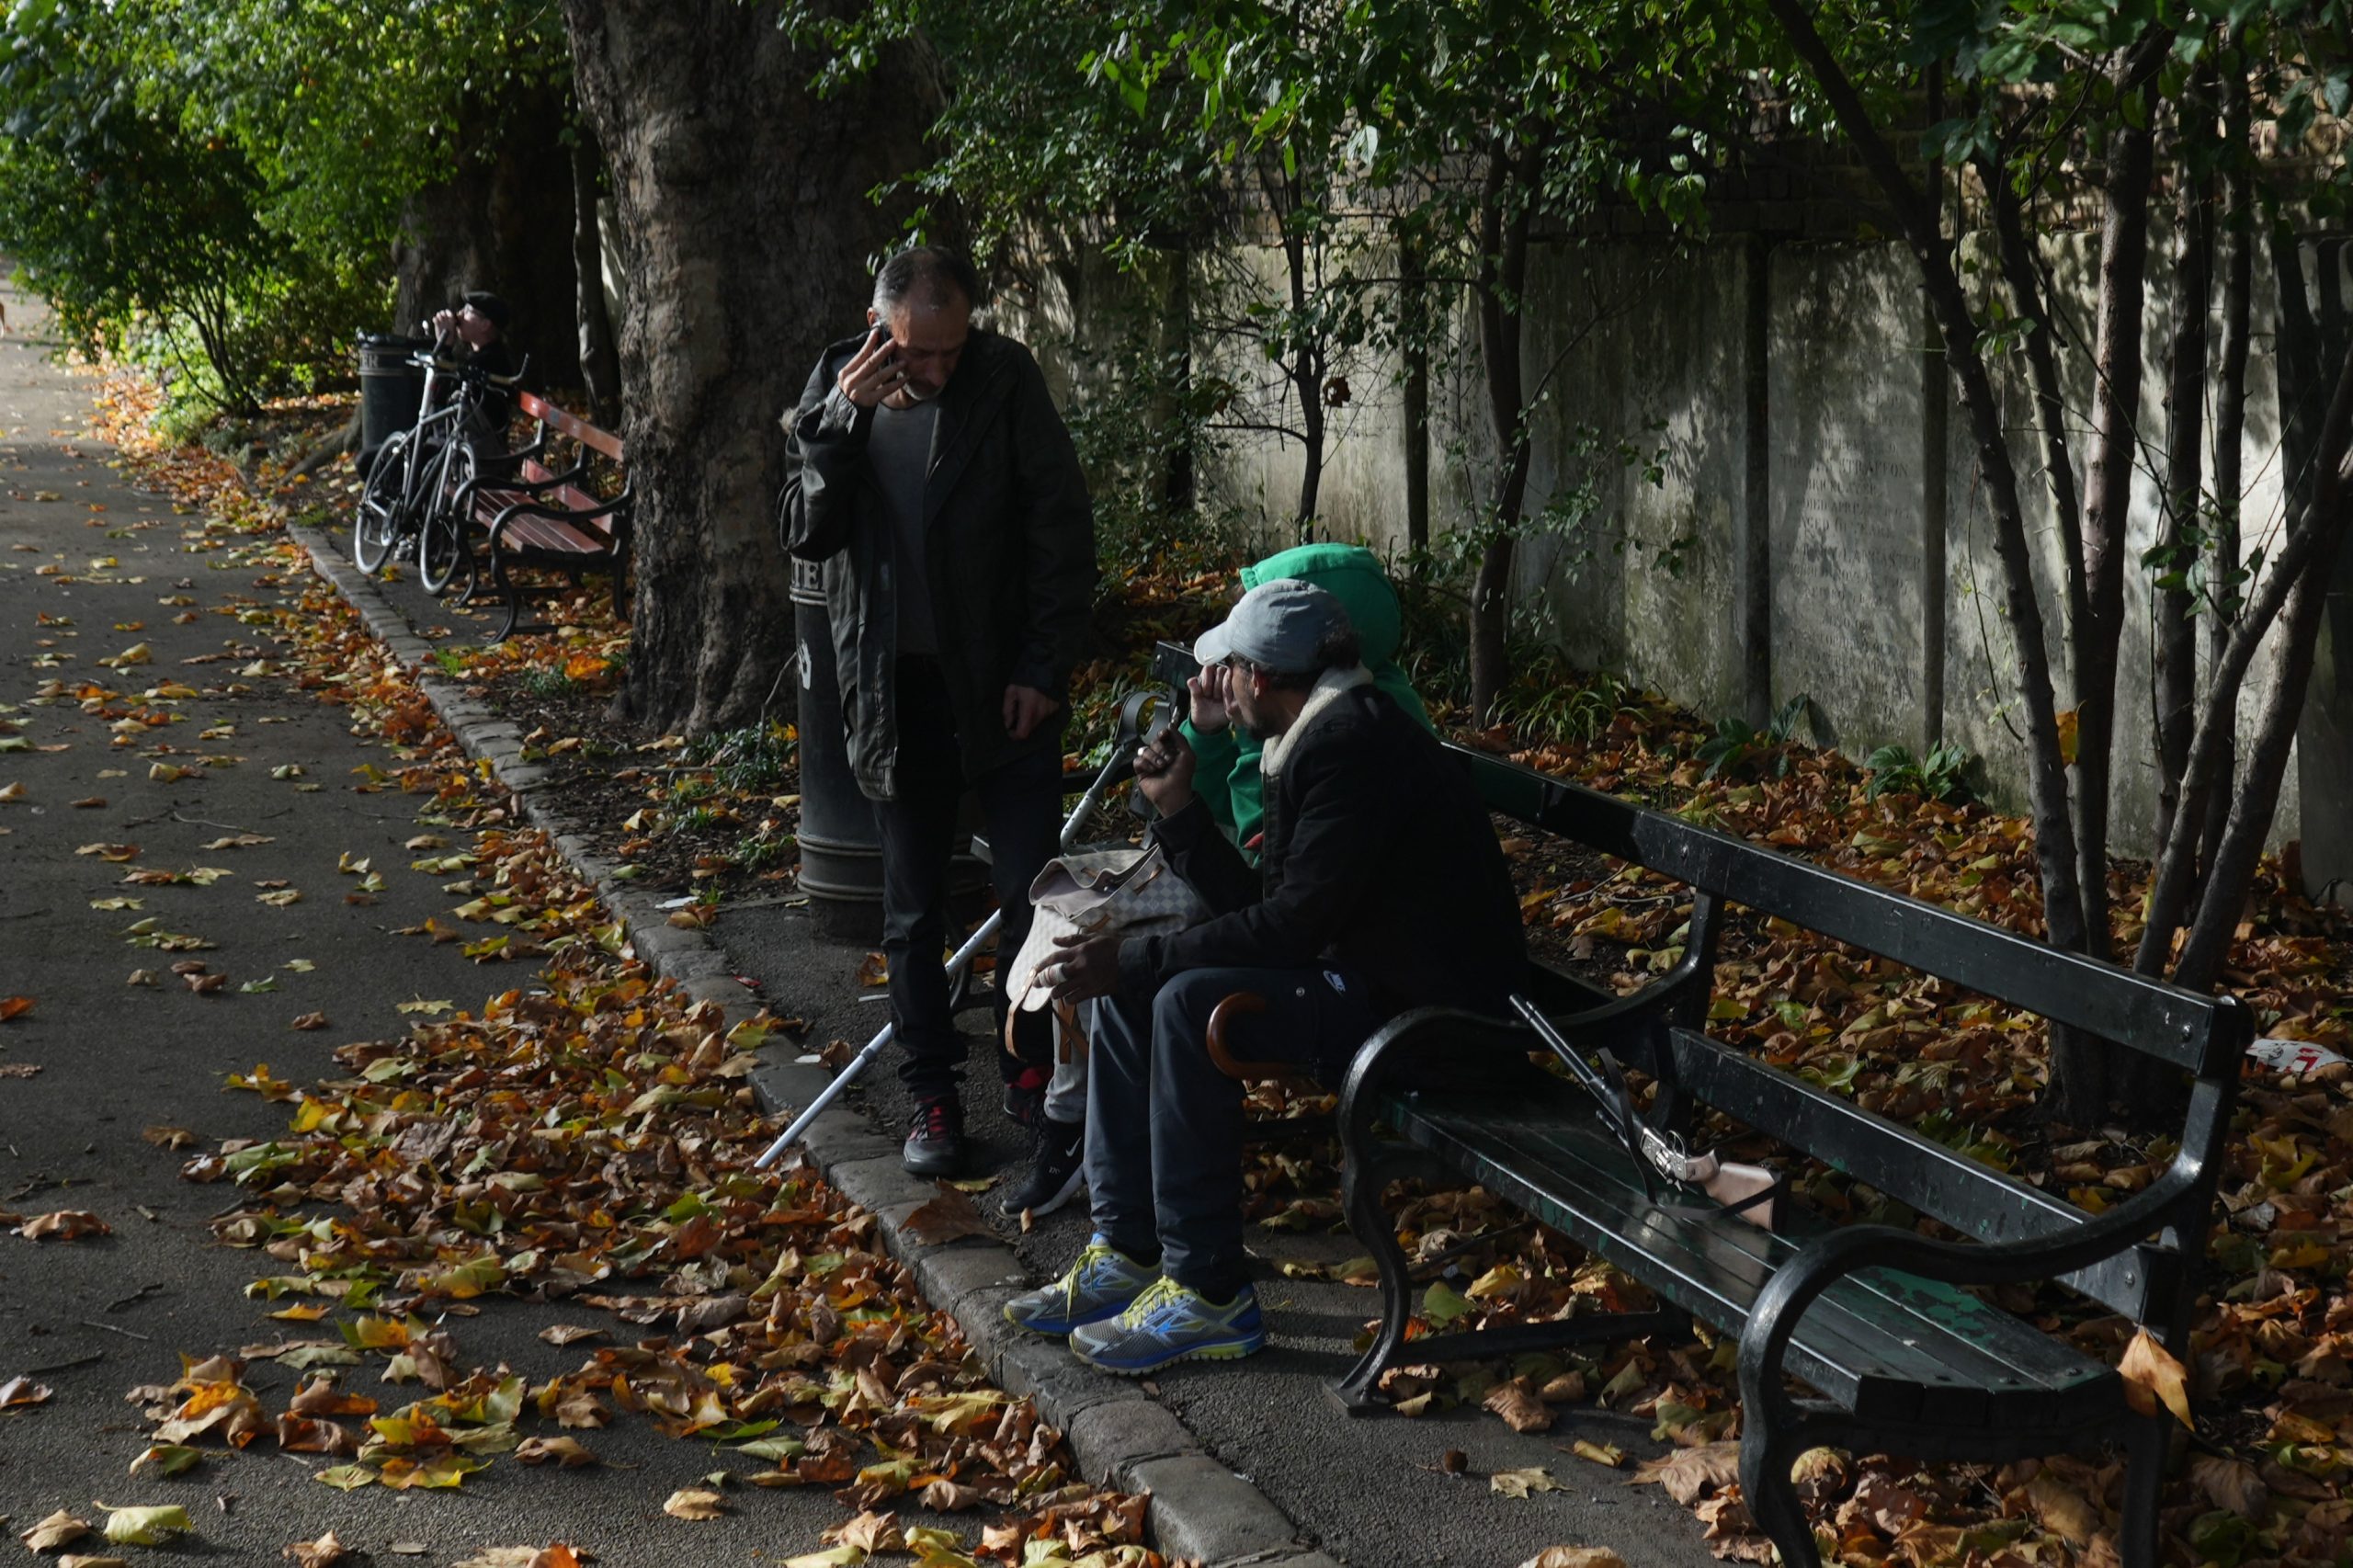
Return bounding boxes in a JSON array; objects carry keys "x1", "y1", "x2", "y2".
[{"x1": 351, "y1": 328, "x2": 527, "y2": 597}]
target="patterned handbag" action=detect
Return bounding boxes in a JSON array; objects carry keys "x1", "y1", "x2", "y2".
[{"x1": 1001, "y1": 843, "x2": 1211, "y2": 1014}]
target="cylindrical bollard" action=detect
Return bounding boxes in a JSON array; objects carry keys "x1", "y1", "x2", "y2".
[
  {"x1": 357, "y1": 334, "x2": 428, "y2": 475},
  {"x1": 791, "y1": 557, "x2": 884, "y2": 938}
]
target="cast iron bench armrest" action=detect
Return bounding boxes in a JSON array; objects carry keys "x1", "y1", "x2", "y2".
[{"x1": 1735, "y1": 1162, "x2": 2209, "y2": 1415}]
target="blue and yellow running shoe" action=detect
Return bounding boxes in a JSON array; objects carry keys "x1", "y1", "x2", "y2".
[
  {"x1": 1003, "y1": 1237, "x2": 1158, "y2": 1337},
  {"x1": 1066, "y1": 1276, "x2": 1266, "y2": 1375}
]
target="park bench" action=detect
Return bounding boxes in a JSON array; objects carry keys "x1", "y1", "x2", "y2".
[
  {"x1": 1331, "y1": 747, "x2": 2250, "y2": 1568},
  {"x1": 458, "y1": 392, "x2": 631, "y2": 642}
]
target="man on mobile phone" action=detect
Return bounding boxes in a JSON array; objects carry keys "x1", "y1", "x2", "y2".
[{"x1": 778, "y1": 245, "x2": 1097, "y2": 1176}]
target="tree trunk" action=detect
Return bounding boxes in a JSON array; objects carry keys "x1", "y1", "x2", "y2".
[
  {"x1": 2135, "y1": 331, "x2": 2353, "y2": 975},
  {"x1": 1469, "y1": 141, "x2": 1536, "y2": 724},
  {"x1": 1763, "y1": 0, "x2": 2099, "y2": 1114},
  {"x1": 1398, "y1": 216, "x2": 1431, "y2": 556},
  {"x1": 2176, "y1": 365, "x2": 2353, "y2": 988},
  {"x1": 570, "y1": 122, "x2": 624, "y2": 427},
  {"x1": 2153, "y1": 77, "x2": 2214, "y2": 857},
  {"x1": 2199, "y1": 69, "x2": 2254, "y2": 877},
  {"x1": 1987, "y1": 162, "x2": 2088, "y2": 640},
  {"x1": 1261, "y1": 157, "x2": 1325, "y2": 534},
  {"x1": 391, "y1": 88, "x2": 583, "y2": 387},
  {"x1": 562, "y1": 0, "x2": 926, "y2": 735},
  {"x1": 2071, "y1": 66, "x2": 2160, "y2": 966}
]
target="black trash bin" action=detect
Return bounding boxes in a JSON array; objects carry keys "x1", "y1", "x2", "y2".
[
  {"x1": 791, "y1": 557, "x2": 885, "y2": 937},
  {"x1": 356, "y1": 334, "x2": 428, "y2": 475}
]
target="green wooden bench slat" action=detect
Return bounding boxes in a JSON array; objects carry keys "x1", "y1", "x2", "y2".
[
  {"x1": 1387, "y1": 1085, "x2": 2117, "y2": 1428},
  {"x1": 1455, "y1": 747, "x2": 2234, "y2": 1074},
  {"x1": 1665, "y1": 1031, "x2": 2173, "y2": 1322}
]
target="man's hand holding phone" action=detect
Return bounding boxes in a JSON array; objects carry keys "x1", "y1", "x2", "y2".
[{"x1": 837, "y1": 324, "x2": 910, "y2": 410}]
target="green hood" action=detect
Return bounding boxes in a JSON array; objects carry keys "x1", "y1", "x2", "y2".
[{"x1": 1240, "y1": 542, "x2": 1405, "y2": 669}]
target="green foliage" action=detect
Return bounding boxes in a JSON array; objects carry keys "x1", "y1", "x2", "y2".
[
  {"x1": 686, "y1": 722, "x2": 799, "y2": 796},
  {"x1": 1695, "y1": 693, "x2": 1813, "y2": 781},
  {"x1": 1863, "y1": 741, "x2": 1978, "y2": 803},
  {"x1": 1492, "y1": 662, "x2": 1642, "y2": 745}
]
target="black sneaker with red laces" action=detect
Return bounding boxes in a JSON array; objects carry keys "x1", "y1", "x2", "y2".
[
  {"x1": 1002, "y1": 1063, "x2": 1051, "y2": 1131},
  {"x1": 903, "y1": 1095, "x2": 966, "y2": 1176}
]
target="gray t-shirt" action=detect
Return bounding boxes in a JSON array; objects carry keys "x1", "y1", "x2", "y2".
[{"x1": 868, "y1": 401, "x2": 940, "y2": 656}]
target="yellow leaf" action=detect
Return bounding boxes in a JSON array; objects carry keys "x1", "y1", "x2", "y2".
[
  {"x1": 2054, "y1": 707, "x2": 2080, "y2": 767},
  {"x1": 2118, "y1": 1326, "x2": 2193, "y2": 1428}
]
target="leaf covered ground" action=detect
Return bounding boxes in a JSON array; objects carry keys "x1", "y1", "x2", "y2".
[
  {"x1": 43, "y1": 373, "x2": 2353, "y2": 1568},
  {"x1": 0, "y1": 372, "x2": 1176, "y2": 1568}
]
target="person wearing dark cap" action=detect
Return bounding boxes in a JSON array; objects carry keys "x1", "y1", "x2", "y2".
[
  {"x1": 429, "y1": 290, "x2": 520, "y2": 449},
  {"x1": 1000, "y1": 578, "x2": 1526, "y2": 1375}
]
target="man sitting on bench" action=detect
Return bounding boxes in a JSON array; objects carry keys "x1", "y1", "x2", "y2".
[{"x1": 1004, "y1": 578, "x2": 1526, "y2": 1375}]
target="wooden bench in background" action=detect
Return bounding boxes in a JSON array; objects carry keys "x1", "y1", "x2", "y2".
[{"x1": 458, "y1": 392, "x2": 631, "y2": 642}]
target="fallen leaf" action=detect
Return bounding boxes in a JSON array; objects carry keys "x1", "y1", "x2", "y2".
[
  {"x1": 1518, "y1": 1551, "x2": 1630, "y2": 1568},
  {"x1": 515, "y1": 1436, "x2": 597, "y2": 1468},
  {"x1": 1631, "y1": 1442, "x2": 1742, "y2": 1505},
  {"x1": 537, "y1": 1324, "x2": 602, "y2": 1346},
  {"x1": 831, "y1": 1510, "x2": 904, "y2": 1553},
  {"x1": 289, "y1": 1013, "x2": 329, "y2": 1031},
  {"x1": 2118, "y1": 1327, "x2": 2193, "y2": 1428},
  {"x1": 1491, "y1": 1467, "x2": 1563, "y2": 1498},
  {"x1": 2188, "y1": 1452, "x2": 2268, "y2": 1518},
  {"x1": 97, "y1": 1505, "x2": 190, "y2": 1546},
  {"x1": 900, "y1": 1185, "x2": 995, "y2": 1246},
  {"x1": 0, "y1": 996, "x2": 31, "y2": 1022},
  {"x1": 283, "y1": 1531, "x2": 347, "y2": 1568},
  {"x1": 0, "y1": 1375, "x2": 53, "y2": 1407},
  {"x1": 1483, "y1": 1377, "x2": 1553, "y2": 1433},
  {"x1": 0, "y1": 1063, "x2": 39, "y2": 1079},
  {"x1": 128, "y1": 1444, "x2": 200, "y2": 1476},
  {"x1": 1566, "y1": 1439, "x2": 1623, "y2": 1468},
  {"x1": 141, "y1": 1126, "x2": 197, "y2": 1150},
  {"x1": 18, "y1": 1210, "x2": 109, "y2": 1241},
  {"x1": 663, "y1": 1488, "x2": 726, "y2": 1521},
  {"x1": 2018, "y1": 1471, "x2": 2100, "y2": 1548},
  {"x1": 20, "y1": 1510, "x2": 91, "y2": 1552}
]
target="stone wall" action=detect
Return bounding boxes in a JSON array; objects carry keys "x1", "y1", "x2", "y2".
[{"x1": 998, "y1": 229, "x2": 2353, "y2": 869}]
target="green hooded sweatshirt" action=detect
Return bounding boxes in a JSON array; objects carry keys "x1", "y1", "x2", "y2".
[{"x1": 1179, "y1": 541, "x2": 1435, "y2": 854}]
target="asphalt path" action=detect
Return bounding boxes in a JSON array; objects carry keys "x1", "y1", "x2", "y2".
[{"x1": 0, "y1": 286, "x2": 886, "y2": 1562}]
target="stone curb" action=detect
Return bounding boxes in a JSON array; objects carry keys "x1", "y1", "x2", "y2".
[{"x1": 299, "y1": 530, "x2": 1319, "y2": 1568}]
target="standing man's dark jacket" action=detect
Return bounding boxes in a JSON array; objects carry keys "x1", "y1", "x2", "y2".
[
  {"x1": 1119, "y1": 672, "x2": 1527, "y2": 1019},
  {"x1": 779, "y1": 327, "x2": 1096, "y2": 800}
]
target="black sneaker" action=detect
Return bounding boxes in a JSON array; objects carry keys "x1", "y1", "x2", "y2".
[
  {"x1": 904, "y1": 1096, "x2": 965, "y2": 1177},
  {"x1": 1002, "y1": 1064, "x2": 1051, "y2": 1131},
  {"x1": 1004, "y1": 1116, "x2": 1086, "y2": 1218}
]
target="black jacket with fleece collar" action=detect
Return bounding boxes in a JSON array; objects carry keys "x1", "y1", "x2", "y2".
[{"x1": 1118, "y1": 669, "x2": 1526, "y2": 1020}]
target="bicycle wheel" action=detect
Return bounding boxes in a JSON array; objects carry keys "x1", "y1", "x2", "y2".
[
  {"x1": 418, "y1": 440, "x2": 479, "y2": 597},
  {"x1": 353, "y1": 430, "x2": 410, "y2": 573}
]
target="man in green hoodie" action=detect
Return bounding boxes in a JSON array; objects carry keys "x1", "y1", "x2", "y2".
[
  {"x1": 1001, "y1": 541, "x2": 1433, "y2": 1217},
  {"x1": 1178, "y1": 542, "x2": 1435, "y2": 857}
]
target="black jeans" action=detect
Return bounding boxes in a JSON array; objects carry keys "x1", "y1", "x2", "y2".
[
  {"x1": 1085, "y1": 965, "x2": 1379, "y2": 1301},
  {"x1": 874, "y1": 656, "x2": 1061, "y2": 1102}
]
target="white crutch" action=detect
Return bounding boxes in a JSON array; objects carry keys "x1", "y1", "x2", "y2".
[{"x1": 754, "y1": 692, "x2": 1169, "y2": 1169}]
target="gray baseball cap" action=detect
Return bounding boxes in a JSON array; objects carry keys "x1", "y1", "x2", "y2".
[{"x1": 1193, "y1": 578, "x2": 1354, "y2": 674}]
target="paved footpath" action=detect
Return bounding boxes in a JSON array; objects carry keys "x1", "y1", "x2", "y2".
[
  {"x1": 0, "y1": 291, "x2": 882, "y2": 1558},
  {"x1": 0, "y1": 276, "x2": 1727, "y2": 1566}
]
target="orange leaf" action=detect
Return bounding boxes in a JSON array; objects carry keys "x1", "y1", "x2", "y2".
[{"x1": 0, "y1": 996, "x2": 30, "y2": 1022}]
